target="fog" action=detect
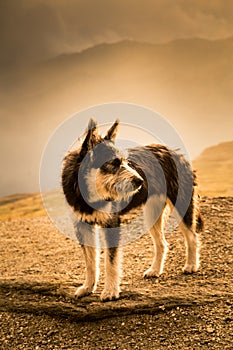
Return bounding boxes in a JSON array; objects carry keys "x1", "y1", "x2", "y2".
[
  {"x1": 1, "y1": 1, "x2": 233, "y2": 196},
  {"x1": 1, "y1": 0, "x2": 233, "y2": 68}
]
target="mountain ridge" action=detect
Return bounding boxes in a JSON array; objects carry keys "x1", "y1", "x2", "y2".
[
  {"x1": 43, "y1": 36, "x2": 233, "y2": 64},
  {"x1": 1, "y1": 36, "x2": 233, "y2": 195},
  {"x1": 193, "y1": 141, "x2": 233, "y2": 196}
]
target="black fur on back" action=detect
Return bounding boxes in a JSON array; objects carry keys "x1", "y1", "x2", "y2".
[{"x1": 61, "y1": 120, "x2": 203, "y2": 231}]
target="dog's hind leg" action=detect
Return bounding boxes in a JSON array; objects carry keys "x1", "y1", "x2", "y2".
[
  {"x1": 144, "y1": 213, "x2": 168, "y2": 278},
  {"x1": 74, "y1": 221, "x2": 100, "y2": 298},
  {"x1": 144, "y1": 196, "x2": 169, "y2": 278},
  {"x1": 100, "y1": 227, "x2": 121, "y2": 301},
  {"x1": 179, "y1": 190, "x2": 201, "y2": 274},
  {"x1": 180, "y1": 223, "x2": 200, "y2": 274}
]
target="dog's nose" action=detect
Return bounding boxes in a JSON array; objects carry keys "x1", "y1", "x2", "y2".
[{"x1": 133, "y1": 177, "x2": 143, "y2": 188}]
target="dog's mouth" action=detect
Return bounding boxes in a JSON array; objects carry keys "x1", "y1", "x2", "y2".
[{"x1": 114, "y1": 177, "x2": 143, "y2": 201}]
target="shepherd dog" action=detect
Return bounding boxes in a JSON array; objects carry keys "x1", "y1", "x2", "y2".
[{"x1": 62, "y1": 119, "x2": 203, "y2": 301}]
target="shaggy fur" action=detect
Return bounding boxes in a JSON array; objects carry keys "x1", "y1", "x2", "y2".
[{"x1": 62, "y1": 119, "x2": 203, "y2": 301}]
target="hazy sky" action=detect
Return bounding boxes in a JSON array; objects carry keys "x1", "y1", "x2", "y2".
[
  {"x1": 1, "y1": 1, "x2": 233, "y2": 196},
  {"x1": 1, "y1": 0, "x2": 233, "y2": 68}
]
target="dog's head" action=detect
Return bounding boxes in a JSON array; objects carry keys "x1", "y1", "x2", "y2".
[{"x1": 78, "y1": 119, "x2": 143, "y2": 204}]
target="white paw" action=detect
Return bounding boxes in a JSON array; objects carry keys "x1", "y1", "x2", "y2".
[
  {"x1": 75, "y1": 285, "x2": 93, "y2": 298},
  {"x1": 183, "y1": 264, "x2": 199, "y2": 274},
  {"x1": 100, "y1": 288, "x2": 120, "y2": 302},
  {"x1": 143, "y1": 268, "x2": 160, "y2": 279}
]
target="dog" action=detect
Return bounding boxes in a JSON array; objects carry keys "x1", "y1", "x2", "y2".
[{"x1": 62, "y1": 118, "x2": 203, "y2": 301}]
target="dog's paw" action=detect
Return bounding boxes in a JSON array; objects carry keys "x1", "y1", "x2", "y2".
[
  {"x1": 183, "y1": 264, "x2": 199, "y2": 274},
  {"x1": 100, "y1": 288, "x2": 120, "y2": 302},
  {"x1": 75, "y1": 286, "x2": 93, "y2": 298},
  {"x1": 143, "y1": 268, "x2": 160, "y2": 279}
]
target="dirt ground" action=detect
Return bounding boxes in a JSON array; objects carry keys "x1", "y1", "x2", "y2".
[{"x1": 0, "y1": 197, "x2": 232, "y2": 349}]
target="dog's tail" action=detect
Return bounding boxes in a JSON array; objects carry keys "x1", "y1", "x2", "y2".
[{"x1": 196, "y1": 212, "x2": 204, "y2": 232}]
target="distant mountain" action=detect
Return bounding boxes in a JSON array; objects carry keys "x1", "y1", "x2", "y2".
[
  {"x1": 0, "y1": 140, "x2": 232, "y2": 220},
  {"x1": 193, "y1": 141, "x2": 233, "y2": 196},
  {"x1": 0, "y1": 193, "x2": 46, "y2": 220},
  {"x1": 1, "y1": 38, "x2": 233, "y2": 195}
]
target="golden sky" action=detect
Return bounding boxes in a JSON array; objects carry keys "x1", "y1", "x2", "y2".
[
  {"x1": 1, "y1": 0, "x2": 233, "y2": 68},
  {"x1": 0, "y1": 1, "x2": 233, "y2": 195}
]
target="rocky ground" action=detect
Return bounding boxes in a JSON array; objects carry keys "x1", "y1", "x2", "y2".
[{"x1": 0, "y1": 197, "x2": 232, "y2": 349}]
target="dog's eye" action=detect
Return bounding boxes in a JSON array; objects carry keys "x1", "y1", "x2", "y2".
[
  {"x1": 100, "y1": 158, "x2": 121, "y2": 174},
  {"x1": 111, "y1": 158, "x2": 121, "y2": 168}
]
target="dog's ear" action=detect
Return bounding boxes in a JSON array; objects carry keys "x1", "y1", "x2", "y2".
[
  {"x1": 104, "y1": 119, "x2": 119, "y2": 141},
  {"x1": 80, "y1": 118, "x2": 98, "y2": 156}
]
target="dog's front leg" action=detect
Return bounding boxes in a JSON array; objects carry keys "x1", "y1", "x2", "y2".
[
  {"x1": 100, "y1": 217, "x2": 121, "y2": 301},
  {"x1": 74, "y1": 221, "x2": 99, "y2": 298},
  {"x1": 75, "y1": 245, "x2": 99, "y2": 298},
  {"x1": 101, "y1": 246, "x2": 121, "y2": 301}
]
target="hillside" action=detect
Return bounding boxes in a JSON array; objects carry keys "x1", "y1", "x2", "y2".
[
  {"x1": 1, "y1": 38, "x2": 233, "y2": 195},
  {"x1": 0, "y1": 193, "x2": 46, "y2": 220},
  {"x1": 193, "y1": 141, "x2": 233, "y2": 196},
  {"x1": 0, "y1": 197, "x2": 232, "y2": 348}
]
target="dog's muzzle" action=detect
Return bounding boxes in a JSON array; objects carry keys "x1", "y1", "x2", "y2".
[{"x1": 132, "y1": 176, "x2": 143, "y2": 190}]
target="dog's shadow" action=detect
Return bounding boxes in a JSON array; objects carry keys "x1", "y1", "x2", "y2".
[{"x1": 0, "y1": 279, "x2": 210, "y2": 322}]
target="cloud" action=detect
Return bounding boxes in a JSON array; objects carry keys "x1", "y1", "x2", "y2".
[
  {"x1": 1, "y1": 0, "x2": 233, "y2": 69},
  {"x1": 0, "y1": 1, "x2": 63, "y2": 66}
]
